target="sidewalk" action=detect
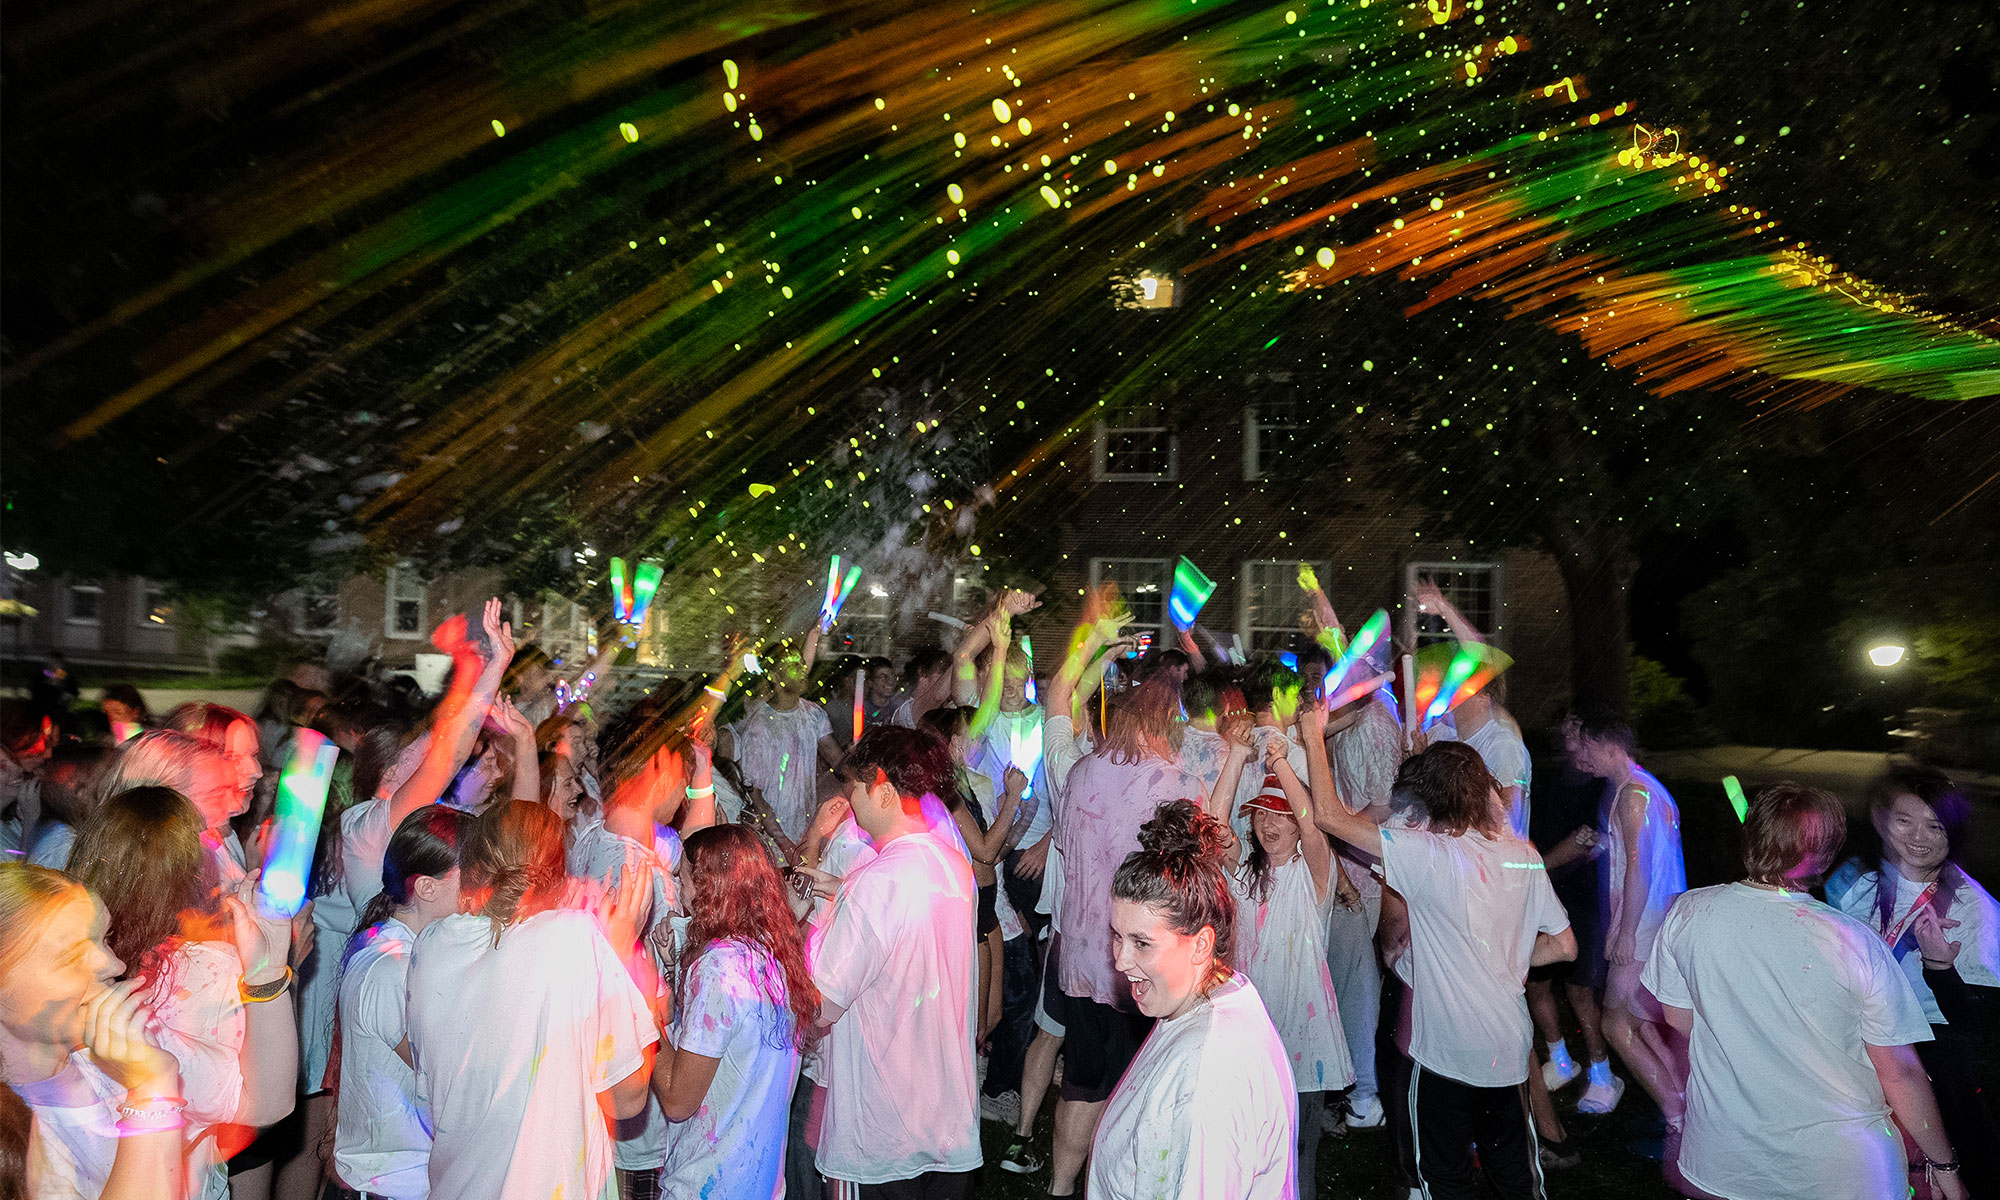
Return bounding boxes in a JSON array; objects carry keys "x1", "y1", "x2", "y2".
[{"x1": 1649, "y1": 744, "x2": 2000, "y2": 796}]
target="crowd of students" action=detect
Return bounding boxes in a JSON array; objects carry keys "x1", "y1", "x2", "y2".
[{"x1": 0, "y1": 575, "x2": 1993, "y2": 1200}]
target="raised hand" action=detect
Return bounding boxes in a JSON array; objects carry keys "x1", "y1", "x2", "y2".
[
  {"x1": 1298, "y1": 702, "x2": 1328, "y2": 743},
  {"x1": 1220, "y1": 710, "x2": 1255, "y2": 753},
  {"x1": 1001, "y1": 588, "x2": 1041, "y2": 617},
  {"x1": 431, "y1": 613, "x2": 471, "y2": 656},
  {"x1": 79, "y1": 980, "x2": 179, "y2": 1094},
  {"x1": 488, "y1": 694, "x2": 535, "y2": 742},
  {"x1": 1914, "y1": 908, "x2": 1962, "y2": 969},
  {"x1": 1412, "y1": 577, "x2": 1448, "y2": 617},
  {"x1": 226, "y1": 872, "x2": 294, "y2": 983},
  {"x1": 481, "y1": 597, "x2": 515, "y2": 668}
]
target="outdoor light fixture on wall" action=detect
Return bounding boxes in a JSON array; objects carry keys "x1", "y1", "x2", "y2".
[{"x1": 1115, "y1": 271, "x2": 1180, "y2": 309}]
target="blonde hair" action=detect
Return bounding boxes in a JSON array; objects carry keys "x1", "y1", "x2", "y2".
[
  {"x1": 0, "y1": 864, "x2": 85, "y2": 976},
  {"x1": 97, "y1": 729, "x2": 226, "y2": 803}
]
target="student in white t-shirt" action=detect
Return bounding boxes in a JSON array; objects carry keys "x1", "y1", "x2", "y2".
[
  {"x1": 727, "y1": 643, "x2": 843, "y2": 846},
  {"x1": 1643, "y1": 783, "x2": 1965, "y2": 1200},
  {"x1": 1572, "y1": 712, "x2": 1685, "y2": 1124},
  {"x1": 1089, "y1": 800, "x2": 1297, "y2": 1200},
  {"x1": 334, "y1": 806, "x2": 472, "y2": 1199},
  {"x1": 1825, "y1": 765, "x2": 2000, "y2": 1198},
  {"x1": 405, "y1": 801, "x2": 661, "y2": 1200},
  {"x1": 807, "y1": 725, "x2": 981, "y2": 1197},
  {"x1": 1, "y1": 864, "x2": 188, "y2": 1200},
  {"x1": 1310, "y1": 741, "x2": 1574, "y2": 1200},
  {"x1": 656, "y1": 823, "x2": 818, "y2": 1200}
]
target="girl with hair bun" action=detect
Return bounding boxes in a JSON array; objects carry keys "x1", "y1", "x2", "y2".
[
  {"x1": 1088, "y1": 800, "x2": 1299, "y2": 1200},
  {"x1": 331, "y1": 806, "x2": 473, "y2": 1199},
  {"x1": 403, "y1": 801, "x2": 661, "y2": 1200}
]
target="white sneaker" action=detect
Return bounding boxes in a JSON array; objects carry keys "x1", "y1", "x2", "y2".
[
  {"x1": 1576, "y1": 1073, "x2": 1625, "y2": 1115},
  {"x1": 1542, "y1": 1052, "x2": 1580, "y2": 1091},
  {"x1": 1345, "y1": 1094, "x2": 1386, "y2": 1129},
  {"x1": 980, "y1": 1089, "x2": 1021, "y2": 1125}
]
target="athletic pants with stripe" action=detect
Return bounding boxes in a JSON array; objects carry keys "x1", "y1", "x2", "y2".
[{"x1": 1407, "y1": 1065, "x2": 1547, "y2": 1200}]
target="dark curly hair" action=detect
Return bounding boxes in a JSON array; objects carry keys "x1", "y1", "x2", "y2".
[
  {"x1": 845, "y1": 724, "x2": 956, "y2": 816},
  {"x1": 1394, "y1": 741, "x2": 1500, "y2": 837},
  {"x1": 1112, "y1": 799, "x2": 1237, "y2": 971}
]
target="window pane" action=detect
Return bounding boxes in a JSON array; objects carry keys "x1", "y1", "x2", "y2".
[
  {"x1": 1102, "y1": 429, "x2": 1171, "y2": 477},
  {"x1": 1095, "y1": 559, "x2": 1167, "y2": 630},
  {"x1": 1411, "y1": 565, "x2": 1497, "y2": 645},
  {"x1": 1253, "y1": 396, "x2": 1297, "y2": 477},
  {"x1": 69, "y1": 586, "x2": 102, "y2": 622},
  {"x1": 1242, "y1": 560, "x2": 1330, "y2": 654},
  {"x1": 394, "y1": 599, "x2": 423, "y2": 634}
]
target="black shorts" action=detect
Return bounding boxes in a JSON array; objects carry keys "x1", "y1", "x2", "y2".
[
  {"x1": 1056, "y1": 990, "x2": 1153, "y2": 1103},
  {"x1": 977, "y1": 883, "x2": 999, "y2": 938}
]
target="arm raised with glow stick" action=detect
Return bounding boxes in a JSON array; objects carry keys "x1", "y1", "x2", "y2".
[{"x1": 387, "y1": 599, "x2": 511, "y2": 828}]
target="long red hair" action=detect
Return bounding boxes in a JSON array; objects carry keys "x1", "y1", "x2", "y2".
[{"x1": 680, "y1": 824, "x2": 821, "y2": 1050}]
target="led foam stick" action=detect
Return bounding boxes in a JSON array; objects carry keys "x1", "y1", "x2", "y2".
[
  {"x1": 820, "y1": 556, "x2": 861, "y2": 628},
  {"x1": 1008, "y1": 721, "x2": 1044, "y2": 800},
  {"x1": 852, "y1": 670, "x2": 865, "y2": 742},
  {"x1": 1168, "y1": 557, "x2": 1217, "y2": 630},
  {"x1": 629, "y1": 561, "x2": 665, "y2": 626},
  {"x1": 1022, "y1": 634, "x2": 1038, "y2": 705},
  {"x1": 609, "y1": 557, "x2": 632, "y2": 623},
  {"x1": 1324, "y1": 670, "x2": 1397, "y2": 712},
  {"x1": 1400, "y1": 653, "x2": 1418, "y2": 747},
  {"x1": 1416, "y1": 644, "x2": 1504, "y2": 728},
  {"x1": 258, "y1": 729, "x2": 340, "y2": 918},
  {"x1": 1723, "y1": 775, "x2": 1749, "y2": 824},
  {"x1": 1323, "y1": 609, "x2": 1390, "y2": 701}
]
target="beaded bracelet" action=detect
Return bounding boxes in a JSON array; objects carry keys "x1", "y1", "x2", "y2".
[{"x1": 116, "y1": 1096, "x2": 187, "y2": 1135}]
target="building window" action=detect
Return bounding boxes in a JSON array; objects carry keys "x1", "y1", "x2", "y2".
[
  {"x1": 1405, "y1": 561, "x2": 1501, "y2": 647},
  {"x1": 384, "y1": 566, "x2": 427, "y2": 640},
  {"x1": 135, "y1": 581, "x2": 172, "y2": 627},
  {"x1": 1092, "y1": 405, "x2": 1177, "y2": 481},
  {"x1": 837, "y1": 583, "x2": 894, "y2": 657},
  {"x1": 66, "y1": 583, "x2": 103, "y2": 625},
  {"x1": 1089, "y1": 558, "x2": 1170, "y2": 640},
  {"x1": 296, "y1": 592, "x2": 340, "y2": 635},
  {"x1": 539, "y1": 594, "x2": 588, "y2": 666},
  {"x1": 1242, "y1": 391, "x2": 1299, "y2": 480},
  {"x1": 1240, "y1": 560, "x2": 1331, "y2": 654}
]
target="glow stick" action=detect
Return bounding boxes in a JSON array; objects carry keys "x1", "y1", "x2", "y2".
[
  {"x1": 1324, "y1": 670, "x2": 1396, "y2": 711},
  {"x1": 1279, "y1": 651, "x2": 1299, "y2": 672},
  {"x1": 1022, "y1": 634, "x2": 1038, "y2": 704},
  {"x1": 1399, "y1": 653, "x2": 1417, "y2": 748},
  {"x1": 609, "y1": 557, "x2": 631, "y2": 623},
  {"x1": 928, "y1": 611, "x2": 970, "y2": 630},
  {"x1": 1007, "y1": 721, "x2": 1044, "y2": 799},
  {"x1": 1168, "y1": 557, "x2": 1216, "y2": 629},
  {"x1": 630, "y1": 561, "x2": 664, "y2": 625},
  {"x1": 1723, "y1": 775, "x2": 1749, "y2": 824},
  {"x1": 820, "y1": 555, "x2": 861, "y2": 628},
  {"x1": 1418, "y1": 641, "x2": 1514, "y2": 731},
  {"x1": 257, "y1": 730, "x2": 340, "y2": 918},
  {"x1": 852, "y1": 669, "x2": 865, "y2": 742},
  {"x1": 1322, "y1": 609, "x2": 1390, "y2": 701}
]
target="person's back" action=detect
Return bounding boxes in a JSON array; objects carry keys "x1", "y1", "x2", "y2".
[
  {"x1": 1645, "y1": 882, "x2": 1928, "y2": 1199},
  {"x1": 812, "y1": 827, "x2": 981, "y2": 1184},
  {"x1": 407, "y1": 908, "x2": 654, "y2": 1200}
]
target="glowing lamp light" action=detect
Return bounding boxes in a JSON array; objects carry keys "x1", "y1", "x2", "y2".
[
  {"x1": 257, "y1": 731, "x2": 340, "y2": 918},
  {"x1": 1867, "y1": 643, "x2": 1906, "y2": 668}
]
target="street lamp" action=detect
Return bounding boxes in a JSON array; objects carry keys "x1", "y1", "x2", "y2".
[{"x1": 1867, "y1": 643, "x2": 1906, "y2": 668}]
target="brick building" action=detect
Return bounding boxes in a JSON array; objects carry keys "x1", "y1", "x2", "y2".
[{"x1": 1038, "y1": 375, "x2": 1575, "y2": 727}]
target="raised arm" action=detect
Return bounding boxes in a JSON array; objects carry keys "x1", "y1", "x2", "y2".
[
  {"x1": 960, "y1": 770, "x2": 1025, "y2": 865},
  {"x1": 967, "y1": 610, "x2": 1012, "y2": 742},
  {"x1": 1264, "y1": 740, "x2": 1332, "y2": 898},
  {"x1": 1303, "y1": 721, "x2": 1385, "y2": 859},
  {"x1": 388, "y1": 599, "x2": 510, "y2": 827},
  {"x1": 1412, "y1": 577, "x2": 1485, "y2": 646},
  {"x1": 1204, "y1": 715, "x2": 1254, "y2": 852},
  {"x1": 951, "y1": 609, "x2": 996, "y2": 707}
]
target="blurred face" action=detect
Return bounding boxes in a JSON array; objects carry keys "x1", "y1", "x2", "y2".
[
  {"x1": 847, "y1": 772, "x2": 904, "y2": 840},
  {"x1": 1572, "y1": 734, "x2": 1622, "y2": 777},
  {"x1": 224, "y1": 719, "x2": 263, "y2": 799},
  {"x1": 1302, "y1": 661, "x2": 1328, "y2": 700},
  {"x1": 1111, "y1": 898, "x2": 1214, "y2": 1019},
  {"x1": 1269, "y1": 683, "x2": 1301, "y2": 727},
  {"x1": 1876, "y1": 793, "x2": 1949, "y2": 876},
  {"x1": 188, "y1": 751, "x2": 249, "y2": 827},
  {"x1": 773, "y1": 654, "x2": 809, "y2": 698},
  {"x1": 866, "y1": 666, "x2": 897, "y2": 704},
  {"x1": 0, "y1": 892, "x2": 125, "y2": 1050},
  {"x1": 1251, "y1": 807, "x2": 1302, "y2": 862},
  {"x1": 1002, "y1": 656, "x2": 1031, "y2": 706},
  {"x1": 102, "y1": 699, "x2": 140, "y2": 726},
  {"x1": 546, "y1": 755, "x2": 583, "y2": 821}
]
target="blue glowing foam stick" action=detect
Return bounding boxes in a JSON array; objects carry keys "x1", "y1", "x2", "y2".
[
  {"x1": 257, "y1": 730, "x2": 340, "y2": 918},
  {"x1": 1322, "y1": 609, "x2": 1390, "y2": 702}
]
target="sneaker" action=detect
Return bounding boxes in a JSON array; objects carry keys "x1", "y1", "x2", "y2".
[
  {"x1": 999, "y1": 1139, "x2": 1044, "y2": 1175},
  {"x1": 1538, "y1": 1134, "x2": 1582, "y2": 1170},
  {"x1": 1344, "y1": 1094, "x2": 1386, "y2": 1129},
  {"x1": 1542, "y1": 1045, "x2": 1580, "y2": 1091},
  {"x1": 981, "y1": 1090, "x2": 1022, "y2": 1125},
  {"x1": 1577, "y1": 1073, "x2": 1626, "y2": 1115}
]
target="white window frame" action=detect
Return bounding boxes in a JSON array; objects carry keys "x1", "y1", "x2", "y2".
[
  {"x1": 1091, "y1": 411, "x2": 1178, "y2": 482},
  {"x1": 384, "y1": 565, "x2": 428, "y2": 640},
  {"x1": 295, "y1": 590, "x2": 340, "y2": 636},
  {"x1": 1403, "y1": 561, "x2": 1504, "y2": 649},
  {"x1": 134, "y1": 580, "x2": 172, "y2": 628},
  {"x1": 1239, "y1": 559, "x2": 1331, "y2": 655},
  {"x1": 66, "y1": 583, "x2": 103, "y2": 626},
  {"x1": 1088, "y1": 557, "x2": 1171, "y2": 646},
  {"x1": 1242, "y1": 392, "x2": 1299, "y2": 481}
]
